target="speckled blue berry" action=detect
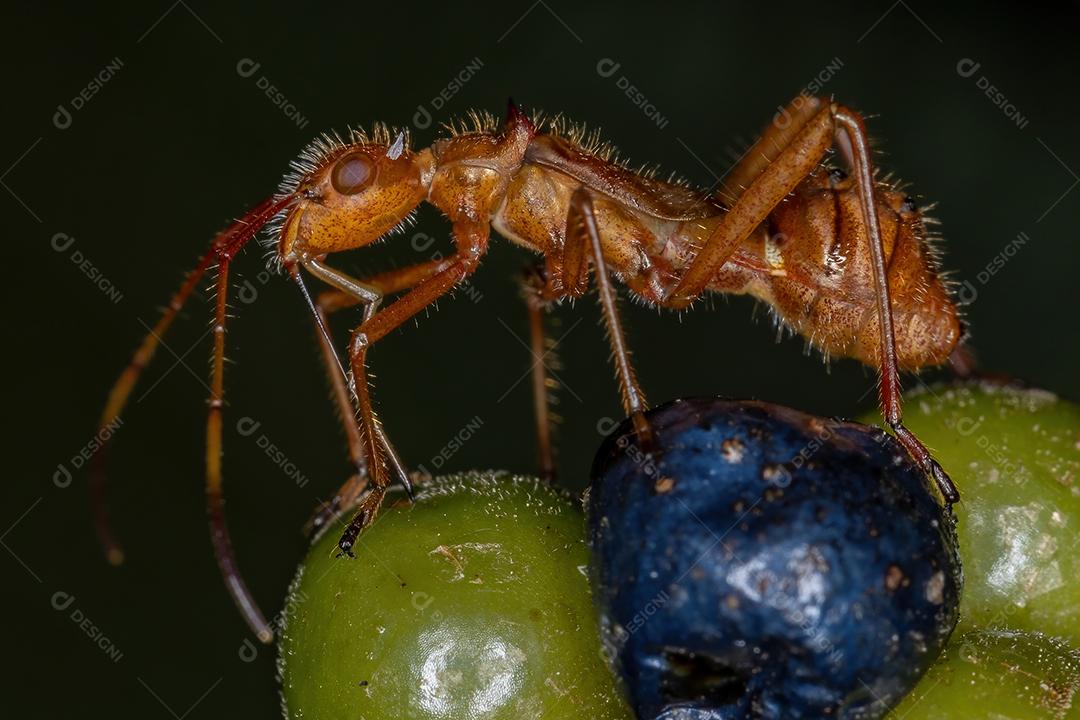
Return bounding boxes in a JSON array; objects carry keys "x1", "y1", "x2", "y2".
[{"x1": 587, "y1": 397, "x2": 962, "y2": 720}]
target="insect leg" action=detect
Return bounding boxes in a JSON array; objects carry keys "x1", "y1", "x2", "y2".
[
  {"x1": 720, "y1": 94, "x2": 827, "y2": 205},
  {"x1": 563, "y1": 187, "x2": 652, "y2": 442},
  {"x1": 300, "y1": 284, "x2": 368, "y2": 538},
  {"x1": 667, "y1": 96, "x2": 957, "y2": 502},
  {"x1": 338, "y1": 223, "x2": 489, "y2": 556},
  {"x1": 520, "y1": 264, "x2": 558, "y2": 482},
  {"x1": 302, "y1": 260, "x2": 450, "y2": 499},
  {"x1": 833, "y1": 107, "x2": 960, "y2": 504},
  {"x1": 298, "y1": 259, "x2": 453, "y2": 535},
  {"x1": 667, "y1": 98, "x2": 835, "y2": 308}
]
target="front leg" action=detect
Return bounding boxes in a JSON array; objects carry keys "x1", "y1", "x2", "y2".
[
  {"x1": 296, "y1": 258, "x2": 455, "y2": 536},
  {"x1": 301, "y1": 259, "x2": 414, "y2": 496},
  {"x1": 337, "y1": 222, "x2": 490, "y2": 556}
]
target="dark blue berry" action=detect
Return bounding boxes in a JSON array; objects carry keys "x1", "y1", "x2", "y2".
[{"x1": 587, "y1": 397, "x2": 962, "y2": 719}]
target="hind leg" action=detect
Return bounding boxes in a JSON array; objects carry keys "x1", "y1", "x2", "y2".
[{"x1": 667, "y1": 95, "x2": 958, "y2": 504}]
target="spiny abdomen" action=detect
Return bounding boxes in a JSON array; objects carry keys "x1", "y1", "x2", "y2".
[{"x1": 714, "y1": 173, "x2": 961, "y2": 371}]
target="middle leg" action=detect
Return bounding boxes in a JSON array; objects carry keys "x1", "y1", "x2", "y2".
[
  {"x1": 338, "y1": 223, "x2": 491, "y2": 555},
  {"x1": 550, "y1": 187, "x2": 653, "y2": 442},
  {"x1": 296, "y1": 257, "x2": 455, "y2": 535}
]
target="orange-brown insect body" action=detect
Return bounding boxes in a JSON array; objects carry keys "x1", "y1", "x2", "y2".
[
  {"x1": 497, "y1": 131, "x2": 959, "y2": 370},
  {"x1": 96, "y1": 95, "x2": 965, "y2": 644},
  {"x1": 278, "y1": 106, "x2": 959, "y2": 370}
]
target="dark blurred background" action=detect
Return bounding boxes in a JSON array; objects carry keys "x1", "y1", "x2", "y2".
[{"x1": 5, "y1": 1, "x2": 1078, "y2": 717}]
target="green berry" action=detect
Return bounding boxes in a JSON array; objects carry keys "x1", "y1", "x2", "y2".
[
  {"x1": 861, "y1": 381, "x2": 1080, "y2": 644},
  {"x1": 886, "y1": 629, "x2": 1080, "y2": 719},
  {"x1": 278, "y1": 471, "x2": 633, "y2": 720}
]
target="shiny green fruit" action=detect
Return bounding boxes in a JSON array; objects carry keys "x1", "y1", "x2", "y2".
[
  {"x1": 861, "y1": 381, "x2": 1080, "y2": 644},
  {"x1": 886, "y1": 629, "x2": 1080, "y2": 719},
  {"x1": 278, "y1": 471, "x2": 633, "y2": 720}
]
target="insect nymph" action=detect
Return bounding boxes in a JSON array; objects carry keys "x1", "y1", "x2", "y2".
[{"x1": 94, "y1": 95, "x2": 963, "y2": 642}]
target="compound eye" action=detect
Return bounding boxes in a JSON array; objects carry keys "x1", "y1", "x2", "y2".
[
  {"x1": 331, "y1": 153, "x2": 375, "y2": 195},
  {"x1": 900, "y1": 196, "x2": 918, "y2": 213},
  {"x1": 828, "y1": 167, "x2": 848, "y2": 186}
]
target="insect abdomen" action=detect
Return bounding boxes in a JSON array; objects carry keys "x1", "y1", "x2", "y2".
[{"x1": 745, "y1": 178, "x2": 961, "y2": 370}]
